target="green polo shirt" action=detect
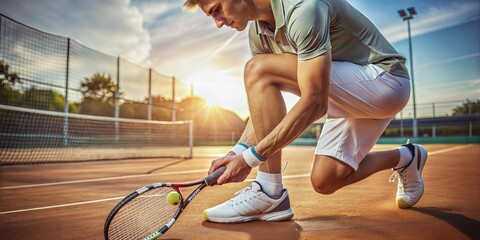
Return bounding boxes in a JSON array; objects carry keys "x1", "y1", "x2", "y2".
[{"x1": 248, "y1": 0, "x2": 409, "y2": 79}]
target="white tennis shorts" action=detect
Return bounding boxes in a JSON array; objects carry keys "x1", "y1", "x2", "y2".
[{"x1": 315, "y1": 61, "x2": 410, "y2": 171}]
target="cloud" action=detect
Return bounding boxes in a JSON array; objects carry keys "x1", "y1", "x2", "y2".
[
  {"x1": 208, "y1": 32, "x2": 240, "y2": 60},
  {"x1": 416, "y1": 52, "x2": 480, "y2": 69},
  {"x1": 135, "y1": 1, "x2": 252, "y2": 88},
  {"x1": 382, "y1": 1, "x2": 480, "y2": 43},
  {"x1": 132, "y1": 0, "x2": 177, "y2": 22},
  {"x1": 1, "y1": 0, "x2": 152, "y2": 63}
]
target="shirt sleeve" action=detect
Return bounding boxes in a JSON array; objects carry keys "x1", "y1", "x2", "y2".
[{"x1": 287, "y1": 0, "x2": 332, "y2": 61}]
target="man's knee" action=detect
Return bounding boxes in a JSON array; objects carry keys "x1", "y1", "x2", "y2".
[
  {"x1": 310, "y1": 155, "x2": 354, "y2": 195},
  {"x1": 244, "y1": 55, "x2": 271, "y2": 90},
  {"x1": 310, "y1": 173, "x2": 339, "y2": 195}
]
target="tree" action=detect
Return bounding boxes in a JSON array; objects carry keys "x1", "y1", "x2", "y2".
[
  {"x1": 0, "y1": 60, "x2": 21, "y2": 90},
  {"x1": 23, "y1": 88, "x2": 65, "y2": 112},
  {"x1": 452, "y1": 99, "x2": 480, "y2": 115},
  {"x1": 120, "y1": 101, "x2": 148, "y2": 119},
  {"x1": 80, "y1": 73, "x2": 118, "y2": 102},
  {"x1": 79, "y1": 73, "x2": 121, "y2": 116},
  {"x1": 0, "y1": 60, "x2": 23, "y2": 106}
]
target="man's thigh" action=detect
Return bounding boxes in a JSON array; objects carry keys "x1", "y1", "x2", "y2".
[
  {"x1": 315, "y1": 117, "x2": 393, "y2": 171},
  {"x1": 327, "y1": 62, "x2": 410, "y2": 119},
  {"x1": 246, "y1": 53, "x2": 300, "y2": 95}
]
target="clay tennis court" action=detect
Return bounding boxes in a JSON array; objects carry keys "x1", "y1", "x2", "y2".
[{"x1": 1, "y1": 144, "x2": 479, "y2": 239}]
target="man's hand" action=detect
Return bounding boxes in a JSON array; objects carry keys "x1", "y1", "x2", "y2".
[{"x1": 208, "y1": 153, "x2": 252, "y2": 185}]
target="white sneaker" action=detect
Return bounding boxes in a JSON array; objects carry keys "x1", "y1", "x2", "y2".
[
  {"x1": 203, "y1": 181, "x2": 294, "y2": 223},
  {"x1": 389, "y1": 142, "x2": 428, "y2": 209}
]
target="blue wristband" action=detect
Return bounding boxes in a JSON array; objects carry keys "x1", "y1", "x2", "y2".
[{"x1": 250, "y1": 147, "x2": 267, "y2": 161}]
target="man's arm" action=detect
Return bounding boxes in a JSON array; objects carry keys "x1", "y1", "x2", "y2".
[
  {"x1": 225, "y1": 119, "x2": 256, "y2": 156},
  {"x1": 208, "y1": 119, "x2": 255, "y2": 175},
  {"x1": 212, "y1": 52, "x2": 332, "y2": 183},
  {"x1": 236, "y1": 119, "x2": 256, "y2": 149},
  {"x1": 254, "y1": 52, "x2": 331, "y2": 158}
]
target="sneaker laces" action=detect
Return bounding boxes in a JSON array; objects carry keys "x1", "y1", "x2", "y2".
[
  {"x1": 389, "y1": 168, "x2": 407, "y2": 193},
  {"x1": 227, "y1": 186, "x2": 257, "y2": 206},
  {"x1": 389, "y1": 171, "x2": 399, "y2": 183},
  {"x1": 390, "y1": 141, "x2": 414, "y2": 188}
]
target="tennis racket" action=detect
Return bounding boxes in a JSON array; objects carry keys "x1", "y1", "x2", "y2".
[{"x1": 104, "y1": 166, "x2": 226, "y2": 240}]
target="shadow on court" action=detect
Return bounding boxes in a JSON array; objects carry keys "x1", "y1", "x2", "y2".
[
  {"x1": 411, "y1": 207, "x2": 480, "y2": 239},
  {"x1": 201, "y1": 221, "x2": 303, "y2": 240},
  {"x1": 146, "y1": 159, "x2": 187, "y2": 174}
]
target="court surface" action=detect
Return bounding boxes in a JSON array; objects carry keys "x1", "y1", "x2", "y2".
[{"x1": 1, "y1": 144, "x2": 479, "y2": 240}]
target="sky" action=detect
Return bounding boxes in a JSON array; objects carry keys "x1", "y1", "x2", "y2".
[{"x1": 1, "y1": 0, "x2": 479, "y2": 119}]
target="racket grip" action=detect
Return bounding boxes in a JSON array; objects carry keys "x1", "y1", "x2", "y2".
[{"x1": 204, "y1": 166, "x2": 226, "y2": 186}]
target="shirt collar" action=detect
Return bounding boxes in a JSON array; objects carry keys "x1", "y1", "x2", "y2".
[{"x1": 254, "y1": 0, "x2": 285, "y2": 37}]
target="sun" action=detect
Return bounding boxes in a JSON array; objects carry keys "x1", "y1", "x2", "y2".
[{"x1": 187, "y1": 70, "x2": 241, "y2": 102}]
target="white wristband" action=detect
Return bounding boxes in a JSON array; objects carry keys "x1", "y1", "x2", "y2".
[
  {"x1": 242, "y1": 146, "x2": 267, "y2": 168},
  {"x1": 229, "y1": 143, "x2": 249, "y2": 155}
]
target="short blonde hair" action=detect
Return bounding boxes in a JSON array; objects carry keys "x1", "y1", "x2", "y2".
[{"x1": 183, "y1": 0, "x2": 199, "y2": 11}]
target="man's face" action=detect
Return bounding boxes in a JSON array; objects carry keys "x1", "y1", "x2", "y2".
[{"x1": 197, "y1": 0, "x2": 250, "y2": 31}]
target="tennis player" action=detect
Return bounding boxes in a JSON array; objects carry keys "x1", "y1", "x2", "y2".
[{"x1": 184, "y1": 0, "x2": 428, "y2": 223}]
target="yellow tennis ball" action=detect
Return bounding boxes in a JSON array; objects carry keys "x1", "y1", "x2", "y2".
[{"x1": 167, "y1": 191, "x2": 181, "y2": 205}]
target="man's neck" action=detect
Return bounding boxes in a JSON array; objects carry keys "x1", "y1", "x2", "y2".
[{"x1": 250, "y1": 0, "x2": 275, "y2": 28}]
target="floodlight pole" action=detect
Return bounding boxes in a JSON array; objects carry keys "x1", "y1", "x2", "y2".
[
  {"x1": 398, "y1": 7, "x2": 418, "y2": 138},
  {"x1": 407, "y1": 18, "x2": 418, "y2": 138}
]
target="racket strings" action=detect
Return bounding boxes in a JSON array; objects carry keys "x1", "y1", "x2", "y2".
[{"x1": 108, "y1": 187, "x2": 179, "y2": 240}]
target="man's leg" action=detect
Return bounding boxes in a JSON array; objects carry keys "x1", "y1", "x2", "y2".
[
  {"x1": 311, "y1": 143, "x2": 428, "y2": 210},
  {"x1": 310, "y1": 150, "x2": 400, "y2": 194},
  {"x1": 244, "y1": 53, "x2": 300, "y2": 174},
  {"x1": 310, "y1": 63, "x2": 427, "y2": 208},
  {"x1": 203, "y1": 54, "x2": 299, "y2": 223}
]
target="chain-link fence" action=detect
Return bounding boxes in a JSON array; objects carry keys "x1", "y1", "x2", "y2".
[
  {"x1": 0, "y1": 13, "x2": 194, "y2": 164},
  {"x1": 0, "y1": 13, "x2": 190, "y2": 121}
]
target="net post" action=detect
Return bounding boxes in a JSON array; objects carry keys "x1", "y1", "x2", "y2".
[
  {"x1": 172, "y1": 76, "x2": 176, "y2": 121},
  {"x1": 63, "y1": 38, "x2": 71, "y2": 147},
  {"x1": 148, "y1": 68, "x2": 152, "y2": 121},
  {"x1": 115, "y1": 56, "x2": 121, "y2": 141},
  {"x1": 189, "y1": 120, "x2": 194, "y2": 159}
]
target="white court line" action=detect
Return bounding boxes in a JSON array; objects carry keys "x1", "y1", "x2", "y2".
[
  {"x1": 0, "y1": 144, "x2": 473, "y2": 215},
  {"x1": 0, "y1": 196, "x2": 124, "y2": 215},
  {"x1": 425, "y1": 144, "x2": 472, "y2": 155}
]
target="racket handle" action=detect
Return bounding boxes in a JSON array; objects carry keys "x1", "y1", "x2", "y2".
[{"x1": 204, "y1": 166, "x2": 226, "y2": 186}]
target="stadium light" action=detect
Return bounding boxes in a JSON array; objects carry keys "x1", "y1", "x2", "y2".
[
  {"x1": 398, "y1": 7, "x2": 418, "y2": 138},
  {"x1": 407, "y1": 7, "x2": 417, "y2": 16}
]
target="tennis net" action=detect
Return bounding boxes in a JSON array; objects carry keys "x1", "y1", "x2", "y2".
[{"x1": 0, "y1": 104, "x2": 193, "y2": 165}]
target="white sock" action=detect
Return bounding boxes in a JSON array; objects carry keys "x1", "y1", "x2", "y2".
[
  {"x1": 395, "y1": 146, "x2": 413, "y2": 169},
  {"x1": 255, "y1": 171, "x2": 283, "y2": 198}
]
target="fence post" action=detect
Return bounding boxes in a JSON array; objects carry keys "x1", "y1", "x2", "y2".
[
  {"x1": 400, "y1": 111, "x2": 404, "y2": 137},
  {"x1": 316, "y1": 124, "x2": 321, "y2": 139},
  {"x1": 63, "y1": 38, "x2": 71, "y2": 147},
  {"x1": 432, "y1": 103, "x2": 436, "y2": 138},
  {"x1": 190, "y1": 84, "x2": 195, "y2": 146},
  {"x1": 115, "y1": 57, "x2": 120, "y2": 141},
  {"x1": 148, "y1": 68, "x2": 152, "y2": 121},
  {"x1": 172, "y1": 76, "x2": 176, "y2": 121},
  {"x1": 469, "y1": 102, "x2": 472, "y2": 137}
]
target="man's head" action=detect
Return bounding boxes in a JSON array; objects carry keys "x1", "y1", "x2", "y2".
[
  {"x1": 183, "y1": 0, "x2": 252, "y2": 31},
  {"x1": 183, "y1": 0, "x2": 198, "y2": 11}
]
